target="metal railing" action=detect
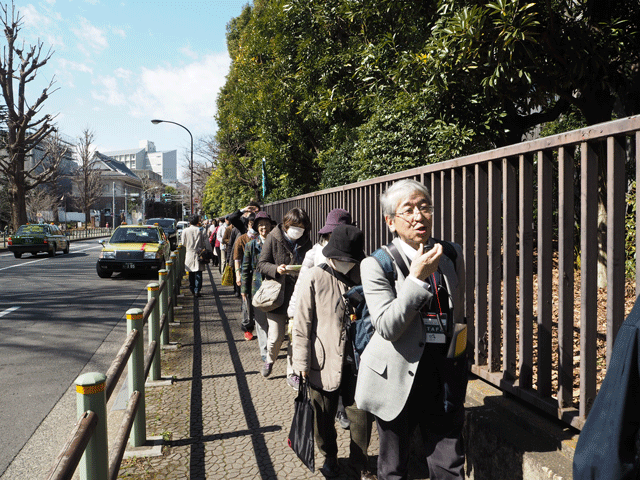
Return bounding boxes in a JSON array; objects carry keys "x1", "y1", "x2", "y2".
[
  {"x1": 0, "y1": 228, "x2": 113, "y2": 249},
  {"x1": 45, "y1": 246, "x2": 186, "y2": 480},
  {"x1": 262, "y1": 115, "x2": 640, "y2": 430}
]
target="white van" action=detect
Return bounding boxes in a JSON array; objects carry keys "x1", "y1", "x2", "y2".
[{"x1": 176, "y1": 221, "x2": 189, "y2": 244}]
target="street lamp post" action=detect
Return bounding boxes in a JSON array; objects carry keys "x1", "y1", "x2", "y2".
[{"x1": 151, "y1": 119, "x2": 194, "y2": 217}]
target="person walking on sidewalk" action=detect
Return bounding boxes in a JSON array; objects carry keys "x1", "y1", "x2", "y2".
[
  {"x1": 242, "y1": 211, "x2": 274, "y2": 362},
  {"x1": 257, "y1": 207, "x2": 312, "y2": 388},
  {"x1": 355, "y1": 179, "x2": 467, "y2": 480},
  {"x1": 182, "y1": 215, "x2": 212, "y2": 297},
  {"x1": 288, "y1": 208, "x2": 355, "y2": 426},
  {"x1": 292, "y1": 224, "x2": 376, "y2": 479},
  {"x1": 234, "y1": 212, "x2": 257, "y2": 340}
]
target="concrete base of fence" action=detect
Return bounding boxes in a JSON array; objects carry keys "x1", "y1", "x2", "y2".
[
  {"x1": 451, "y1": 377, "x2": 577, "y2": 480},
  {"x1": 145, "y1": 378, "x2": 173, "y2": 388},
  {"x1": 122, "y1": 435, "x2": 163, "y2": 460}
]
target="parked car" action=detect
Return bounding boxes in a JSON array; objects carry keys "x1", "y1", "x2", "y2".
[
  {"x1": 96, "y1": 224, "x2": 171, "y2": 278},
  {"x1": 8, "y1": 224, "x2": 70, "y2": 258},
  {"x1": 146, "y1": 218, "x2": 178, "y2": 249}
]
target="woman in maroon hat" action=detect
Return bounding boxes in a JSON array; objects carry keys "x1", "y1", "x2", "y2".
[{"x1": 292, "y1": 225, "x2": 375, "y2": 479}]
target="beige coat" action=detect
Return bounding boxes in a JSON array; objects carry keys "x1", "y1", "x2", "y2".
[
  {"x1": 292, "y1": 263, "x2": 360, "y2": 392},
  {"x1": 182, "y1": 225, "x2": 211, "y2": 273}
]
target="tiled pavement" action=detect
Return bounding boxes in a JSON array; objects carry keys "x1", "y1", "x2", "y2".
[{"x1": 116, "y1": 266, "x2": 432, "y2": 480}]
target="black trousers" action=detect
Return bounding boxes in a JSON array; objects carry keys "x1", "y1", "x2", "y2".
[
  {"x1": 309, "y1": 366, "x2": 373, "y2": 470},
  {"x1": 375, "y1": 347, "x2": 465, "y2": 480}
]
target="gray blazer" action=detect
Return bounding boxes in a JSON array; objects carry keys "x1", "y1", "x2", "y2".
[{"x1": 354, "y1": 238, "x2": 465, "y2": 422}]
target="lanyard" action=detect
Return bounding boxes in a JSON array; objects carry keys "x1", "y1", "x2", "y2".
[{"x1": 430, "y1": 272, "x2": 444, "y2": 315}]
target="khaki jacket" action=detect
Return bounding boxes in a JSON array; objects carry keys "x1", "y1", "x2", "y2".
[
  {"x1": 292, "y1": 264, "x2": 360, "y2": 392},
  {"x1": 182, "y1": 225, "x2": 211, "y2": 273}
]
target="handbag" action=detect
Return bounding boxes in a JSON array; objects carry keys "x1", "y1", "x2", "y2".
[
  {"x1": 221, "y1": 264, "x2": 234, "y2": 286},
  {"x1": 252, "y1": 276, "x2": 285, "y2": 312},
  {"x1": 198, "y1": 248, "x2": 211, "y2": 264},
  {"x1": 287, "y1": 376, "x2": 315, "y2": 472}
]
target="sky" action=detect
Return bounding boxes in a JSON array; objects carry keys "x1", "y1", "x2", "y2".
[{"x1": 13, "y1": 0, "x2": 251, "y2": 179}]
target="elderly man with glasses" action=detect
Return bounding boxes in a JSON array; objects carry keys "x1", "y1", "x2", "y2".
[{"x1": 354, "y1": 179, "x2": 468, "y2": 480}]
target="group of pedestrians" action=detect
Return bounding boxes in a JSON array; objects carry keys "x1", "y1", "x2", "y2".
[{"x1": 190, "y1": 178, "x2": 468, "y2": 480}]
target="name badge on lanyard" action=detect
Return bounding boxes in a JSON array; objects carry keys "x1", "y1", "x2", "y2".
[{"x1": 424, "y1": 312, "x2": 448, "y2": 344}]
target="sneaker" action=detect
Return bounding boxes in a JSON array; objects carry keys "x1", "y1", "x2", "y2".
[
  {"x1": 261, "y1": 362, "x2": 273, "y2": 377},
  {"x1": 320, "y1": 456, "x2": 340, "y2": 478},
  {"x1": 287, "y1": 375, "x2": 300, "y2": 391},
  {"x1": 244, "y1": 331, "x2": 254, "y2": 341},
  {"x1": 336, "y1": 410, "x2": 351, "y2": 430}
]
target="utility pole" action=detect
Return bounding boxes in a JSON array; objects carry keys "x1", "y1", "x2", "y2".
[{"x1": 112, "y1": 182, "x2": 116, "y2": 228}]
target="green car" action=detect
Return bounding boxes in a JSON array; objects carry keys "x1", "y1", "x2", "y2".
[{"x1": 8, "y1": 224, "x2": 70, "y2": 258}]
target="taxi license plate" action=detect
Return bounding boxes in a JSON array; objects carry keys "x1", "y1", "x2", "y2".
[{"x1": 123, "y1": 263, "x2": 136, "y2": 269}]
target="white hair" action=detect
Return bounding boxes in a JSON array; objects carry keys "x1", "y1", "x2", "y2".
[{"x1": 380, "y1": 179, "x2": 432, "y2": 217}]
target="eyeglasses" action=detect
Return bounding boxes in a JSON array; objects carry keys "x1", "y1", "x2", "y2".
[{"x1": 393, "y1": 204, "x2": 434, "y2": 220}]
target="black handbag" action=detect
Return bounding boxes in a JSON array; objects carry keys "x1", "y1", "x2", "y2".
[
  {"x1": 198, "y1": 248, "x2": 212, "y2": 264},
  {"x1": 287, "y1": 376, "x2": 315, "y2": 472}
]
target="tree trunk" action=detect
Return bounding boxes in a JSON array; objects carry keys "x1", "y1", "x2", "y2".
[{"x1": 10, "y1": 179, "x2": 27, "y2": 230}]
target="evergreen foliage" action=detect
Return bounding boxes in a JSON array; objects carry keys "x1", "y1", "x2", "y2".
[{"x1": 206, "y1": 0, "x2": 640, "y2": 210}]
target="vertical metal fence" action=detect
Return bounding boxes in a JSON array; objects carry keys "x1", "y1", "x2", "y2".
[{"x1": 263, "y1": 115, "x2": 640, "y2": 430}]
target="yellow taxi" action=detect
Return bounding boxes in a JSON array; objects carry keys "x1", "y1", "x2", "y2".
[{"x1": 96, "y1": 224, "x2": 171, "y2": 278}]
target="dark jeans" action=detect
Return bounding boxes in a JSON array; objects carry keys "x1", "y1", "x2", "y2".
[
  {"x1": 241, "y1": 296, "x2": 255, "y2": 332},
  {"x1": 215, "y1": 246, "x2": 221, "y2": 271},
  {"x1": 309, "y1": 367, "x2": 373, "y2": 470},
  {"x1": 189, "y1": 271, "x2": 202, "y2": 294}
]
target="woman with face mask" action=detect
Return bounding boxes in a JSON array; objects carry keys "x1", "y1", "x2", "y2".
[
  {"x1": 256, "y1": 207, "x2": 312, "y2": 385},
  {"x1": 291, "y1": 224, "x2": 375, "y2": 479}
]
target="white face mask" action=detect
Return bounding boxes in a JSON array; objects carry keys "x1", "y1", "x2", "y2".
[
  {"x1": 329, "y1": 259, "x2": 356, "y2": 274},
  {"x1": 286, "y1": 226, "x2": 304, "y2": 241}
]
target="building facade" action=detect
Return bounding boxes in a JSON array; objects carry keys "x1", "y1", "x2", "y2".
[{"x1": 103, "y1": 140, "x2": 177, "y2": 182}]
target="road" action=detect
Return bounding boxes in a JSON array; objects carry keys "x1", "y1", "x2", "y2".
[{"x1": 0, "y1": 238, "x2": 158, "y2": 476}]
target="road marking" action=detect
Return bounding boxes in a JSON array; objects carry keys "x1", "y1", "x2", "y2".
[
  {"x1": 0, "y1": 306, "x2": 20, "y2": 318},
  {"x1": 0, "y1": 257, "x2": 49, "y2": 271}
]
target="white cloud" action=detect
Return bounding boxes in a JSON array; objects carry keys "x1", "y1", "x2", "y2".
[
  {"x1": 91, "y1": 76, "x2": 126, "y2": 106},
  {"x1": 71, "y1": 17, "x2": 108, "y2": 56},
  {"x1": 20, "y1": 4, "x2": 64, "y2": 48},
  {"x1": 127, "y1": 53, "x2": 231, "y2": 132},
  {"x1": 180, "y1": 45, "x2": 199, "y2": 60},
  {"x1": 112, "y1": 27, "x2": 126, "y2": 38},
  {"x1": 114, "y1": 67, "x2": 132, "y2": 80},
  {"x1": 59, "y1": 58, "x2": 93, "y2": 74}
]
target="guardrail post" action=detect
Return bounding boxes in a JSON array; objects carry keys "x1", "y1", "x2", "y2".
[
  {"x1": 75, "y1": 372, "x2": 108, "y2": 480},
  {"x1": 170, "y1": 251, "x2": 179, "y2": 297},
  {"x1": 165, "y1": 260, "x2": 174, "y2": 326},
  {"x1": 147, "y1": 282, "x2": 161, "y2": 381},
  {"x1": 158, "y1": 269, "x2": 169, "y2": 346},
  {"x1": 126, "y1": 308, "x2": 146, "y2": 447}
]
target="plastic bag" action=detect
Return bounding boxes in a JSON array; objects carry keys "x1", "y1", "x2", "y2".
[
  {"x1": 287, "y1": 376, "x2": 315, "y2": 472},
  {"x1": 221, "y1": 264, "x2": 234, "y2": 286}
]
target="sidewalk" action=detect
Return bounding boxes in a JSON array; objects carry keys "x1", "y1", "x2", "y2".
[{"x1": 117, "y1": 267, "x2": 432, "y2": 479}]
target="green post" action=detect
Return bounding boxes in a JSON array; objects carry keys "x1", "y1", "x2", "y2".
[
  {"x1": 76, "y1": 372, "x2": 108, "y2": 480},
  {"x1": 126, "y1": 308, "x2": 146, "y2": 447},
  {"x1": 170, "y1": 251, "x2": 179, "y2": 296},
  {"x1": 147, "y1": 282, "x2": 161, "y2": 381},
  {"x1": 166, "y1": 260, "x2": 174, "y2": 326},
  {"x1": 158, "y1": 269, "x2": 169, "y2": 345}
]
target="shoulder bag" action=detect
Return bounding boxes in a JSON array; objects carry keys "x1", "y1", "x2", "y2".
[{"x1": 252, "y1": 275, "x2": 285, "y2": 312}]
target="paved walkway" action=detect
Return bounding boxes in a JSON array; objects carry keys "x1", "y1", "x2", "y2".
[{"x1": 116, "y1": 266, "x2": 432, "y2": 479}]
